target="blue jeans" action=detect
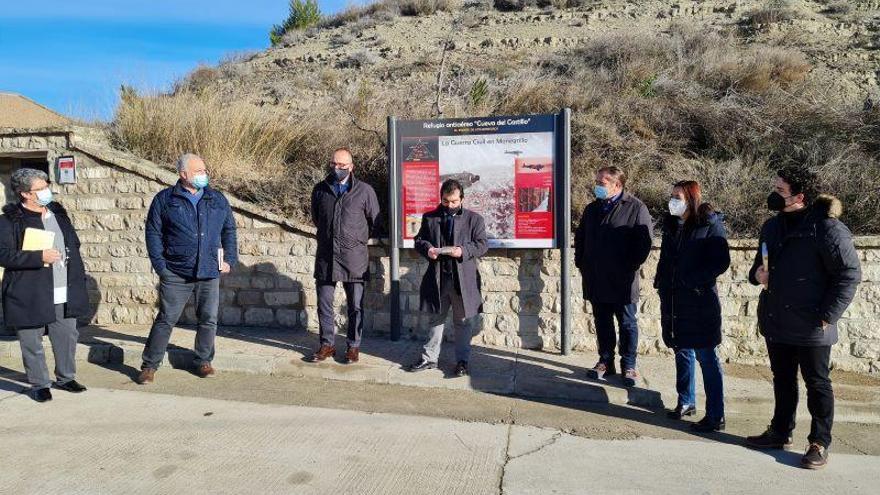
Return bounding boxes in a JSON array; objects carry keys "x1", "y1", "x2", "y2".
[
  {"x1": 592, "y1": 302, "x2": 639, "y2": 371},
  {"x1": 675, "y1": 347, "x2": 725, "y2": 420}
]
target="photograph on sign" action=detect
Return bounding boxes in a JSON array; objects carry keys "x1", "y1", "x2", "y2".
[{"x1": 397, "y1": 115, "x2": 556, "y2": 248}]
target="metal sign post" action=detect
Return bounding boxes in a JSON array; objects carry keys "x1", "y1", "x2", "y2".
[
  {"x1": 387, "y1": 116, "x2": 401, "y2": 341},
  {"x1": 558, "y1": 108, "x2": 572, "y2": 355}
]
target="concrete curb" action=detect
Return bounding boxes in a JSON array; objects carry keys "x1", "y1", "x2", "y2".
[{"x1": 2, "y1": 336, "x2": 878, "y2": 424}]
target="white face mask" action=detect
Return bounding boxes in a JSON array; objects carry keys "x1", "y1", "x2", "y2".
[{"x1": 668, "y1": 198, "x2": 687, "y2": 217}]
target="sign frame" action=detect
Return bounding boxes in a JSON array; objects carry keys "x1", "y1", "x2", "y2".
[{"x1": 387, "y1": 109, "x2": 573, "y2": 353}]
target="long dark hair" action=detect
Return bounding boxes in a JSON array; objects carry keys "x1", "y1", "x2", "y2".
[{"x1": 673, "y1": 180, "x2": 714, "y2": 225}]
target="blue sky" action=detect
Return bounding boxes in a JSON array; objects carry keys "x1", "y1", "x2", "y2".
[{"x1": 0, "y1": 1, "x2": 349, "y2": 121}]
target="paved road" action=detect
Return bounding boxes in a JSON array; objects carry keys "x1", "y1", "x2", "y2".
[{"x1": 1, "y1": 365, "x2": 879, "y2": 494}]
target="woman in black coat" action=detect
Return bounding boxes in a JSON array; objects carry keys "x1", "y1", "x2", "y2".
[
  {"x1": 654, "y1": 180, "x2": 730, "y2": 432},
  {"x1": 0, "y1": 168, "x2": 89, "y2": 402}
]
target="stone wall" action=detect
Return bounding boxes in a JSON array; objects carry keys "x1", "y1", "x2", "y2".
[
  {"x1": 1, "y1": 128, "x2": 878, "y2": 373},
  {"x1": 366, "y1": 242, "x2": 880, "y2": 374}
]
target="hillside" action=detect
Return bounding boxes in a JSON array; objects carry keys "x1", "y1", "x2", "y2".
[{"x1": 110, "y1": 0, "x2": 880, "y2": 236}]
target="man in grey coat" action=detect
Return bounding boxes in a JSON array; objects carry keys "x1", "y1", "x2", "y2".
[
  {"x1": 406, "y1": 179, "x2": 488, "y2": 377},
  {"x1": 308, "y1": 147, "x2": 380, "y2": 364},
  {"x1": 574, "y1": 166, "x2": 653, "y2": 387}
]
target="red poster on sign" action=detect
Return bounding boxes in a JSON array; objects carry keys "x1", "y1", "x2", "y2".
[
  {"x1": 514, "y1": 157, "x2": 553, "y2": 239},
  {"x1": 401, "y1": 137, "x2": 440, "y2": 239}
]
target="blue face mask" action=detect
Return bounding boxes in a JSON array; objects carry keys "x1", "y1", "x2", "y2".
[
  {"x1": 594, "y1": 185, "x2": 609, "y2": 200},
  {"x1": 35, "y1": 188, "x2": 54, "y2": 206},
  {"x1": 192, "y1": 173, "x2": 209, "y2": 189}
]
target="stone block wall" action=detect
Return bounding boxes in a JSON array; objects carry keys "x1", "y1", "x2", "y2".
[{"x1": 1, "y1": 128, "x2": 878, "y2": 373}]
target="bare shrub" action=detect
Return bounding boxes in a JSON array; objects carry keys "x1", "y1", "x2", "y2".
[
  {"x1": 337, "y1": 50, "x2": 380, "y2": 69},
  {"x1": 742, "y1": 0, "x2": 798, "y2": 28},
  {"x1": 173, "y1": 66, "x2": 221, "y2": 94},
  {"x1": 398, "y1": 0, "x2": 460, "y2": 16}
]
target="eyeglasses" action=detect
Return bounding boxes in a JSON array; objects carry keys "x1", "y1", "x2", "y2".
[{"x1": 329, "y1": 161, "x2": 352, "y2": 167}]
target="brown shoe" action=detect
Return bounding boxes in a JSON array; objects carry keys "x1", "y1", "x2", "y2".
[
  {"x1": 344, "y1": 346, "x2": 359, "y2": 364},
  {"x1": 136, "y1": 368, "x2": 155, "y2": 385},
  {"x1": 801, "y1": 443, "x2": 829, "y2": 470},
  {"x1": 309, "y1": 345, "x2": 336, "y2": 362},
  {"x1": 196, "y1": 363, "x2": 215, "y2": 378}
]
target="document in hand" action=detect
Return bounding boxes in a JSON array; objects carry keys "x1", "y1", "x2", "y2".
[
  {"x1": 219, "y1": 248, "x2": 224, "y2": 270},
  {"x1": 22, "y1": 227, "x2": 55, "y2": 267}
]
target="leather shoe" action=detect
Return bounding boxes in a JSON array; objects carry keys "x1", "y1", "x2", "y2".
[
  {"x1": 691, "y1": 416, "x2": 725, "y2": 432},
  {"x1": 136, "y1": 368, "x2": 156, "y2": 385},
  {"x1": 801, "y1": 443, "x2": 828, "y2": 470},
  {"x1": 196, "y1": 363, "x2": 215, "y2": 378},
  {"x1": 54, "y1": 380, "x2": 87, "y2": 393},
  {"x1": 309, "y1": 345, "x2": 336, "y2": 362},
  {"x1": 33, "y1": 388, "x2": 53, "y2": 403},
  {"x1": 746, "y1": 426, "x2": 793, "y2": 449},
  {"x1": 454, "y1": 361, "x2": 469, "y2": 377},
  {"x1": 406, "y1": 359, "x2": 437, "y2": 372},
  {"x1": 344, "y1": 346, "x2": 359, "y2": 364},
  {"x1": 667, "y1": 404, "x2": 696, "y2": 420}
]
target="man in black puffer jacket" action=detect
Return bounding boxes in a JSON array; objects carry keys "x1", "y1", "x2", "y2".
[
  {"x1": 0, "y1": 168, "x2": 90, "y2": 403},
  {"x1": 745, "y1": 167, "x2": 861, "y2": 470}
]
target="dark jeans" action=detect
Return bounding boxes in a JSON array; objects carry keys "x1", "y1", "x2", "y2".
[
  {"x1": 674, "y1": 347, "x2": 725, "y2": 421},
  {"x1": 767, "y1": 341, "x2": 834, "y2": 448},
  {"x1": 317, "y1": 281, "x2": 364, "y2": 348},
  {"x1": 142, "y1": 271, "x2": 220, "y2": 370},
  {"x1": 592, "y1": 302, "x2": 639, "y2": 371}
]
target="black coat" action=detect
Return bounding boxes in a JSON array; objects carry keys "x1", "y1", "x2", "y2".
[
  {"x1": 574, "y1": 191, "x2": 653, "y2": 304},
  {"x1": 310, "y1": 174, "x2": 380, "y2": 282},
  {"x1": 0, "y1": 202, "x2": 89, "y2": 329},
  {"x1": 415, "y1": 207, "x2": 488, "y2": 319},
  {"x1": 654, "y1": 212, "x2": 731, "y2": 349},
  {"x1": 748, "y1": 195, "x2": 861, "y2": 347}
]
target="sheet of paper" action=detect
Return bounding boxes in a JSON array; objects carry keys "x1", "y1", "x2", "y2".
[
  {"x1": 219, "y1": 248, "x2": 224, "y2": 270},
  {"x1": 22, "y1": 227, "x2": 55, "y2": 251},
  {"x1": 22, "y1": 228, "x2": 55, "y2": 267}
]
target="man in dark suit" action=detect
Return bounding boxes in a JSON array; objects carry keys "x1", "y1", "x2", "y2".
[
  {"x1": 308, "y1": 147, "x2": 380, "y2": 364},
  {"x1": 574, "y1": 166, "x2": 653, "y2": 387},
  {"x1": 406, "y1": 179, "x2": 488, "y2": 377}
]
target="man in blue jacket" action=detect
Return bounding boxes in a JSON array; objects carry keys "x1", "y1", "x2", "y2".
[{"x1": 137, "y1": 153, "x2": 238, "y2": 384}]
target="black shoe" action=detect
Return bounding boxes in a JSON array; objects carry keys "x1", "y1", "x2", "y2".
[
  {"x1": 33, "y1": 388, "x2": 53, "y2": 403},
  {"x1": 691, "y1": 416, "x2": 725, "y2": 432},
  {"x1": 454, "y1": 361, "x2": 469, "y2": 377},
  {"x1": 746, "y1": 426, "x2": 793, "y2": 449},
  {"x1": 667, "y1": 404, "x2": 696, "y2": 420},
  {"x1": 406, "y1": 359, "x2": 437, "y2": 372},
  {"x1": 800, "y1": 443, "x2": 828, "y2": 470},
  {"x1": 621, "y1": 369, "x2": 640, "y2": 388},
  {"x1": 54, "y1": 380, "x2": 87, "y2": 393}
]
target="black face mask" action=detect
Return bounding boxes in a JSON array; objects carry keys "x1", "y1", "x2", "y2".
[
  {"x1": 333, "y1": 168, "x2": 350, "y2": 182},
  {"x1": 441, "y1": 204, "x2": 461, "y2": 215},
  {"x1": 767, "y1": 192, "x2": 788, "y2": 212}
]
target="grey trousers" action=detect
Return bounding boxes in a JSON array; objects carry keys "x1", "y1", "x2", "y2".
[
  {"x1": 142, "y1": 270, "x2": 220, "y2": 370},
  {"x1": 421, "y1": 284, "x2": 474, "y2": 363},
  {"x1": 317, "y1": 281, "x2": 363, "y2": 348},
  {"x1": 17, "y1": 304, "x2": 78, "y2": 390}
]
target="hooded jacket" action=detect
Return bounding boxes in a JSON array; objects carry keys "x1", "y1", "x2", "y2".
[{"x1": 748, "y1": 194, "x2": 861, "y2": 346}]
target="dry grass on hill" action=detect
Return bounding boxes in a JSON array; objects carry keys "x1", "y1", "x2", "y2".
[{"x1": 110, "y1": 25, "x2": 880, "y2": 236}]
